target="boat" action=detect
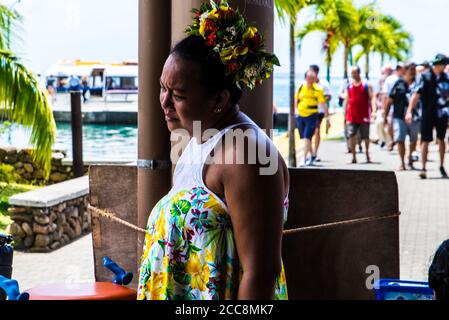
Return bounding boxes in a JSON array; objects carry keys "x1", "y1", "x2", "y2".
[{"x1": 45, "y1": 59, "x2": 138, "y2": 104}]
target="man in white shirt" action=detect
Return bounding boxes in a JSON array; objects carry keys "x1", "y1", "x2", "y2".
[
  {"x1": 382, "y1": 63, "x2": 405, "y2": 151},
  {"x1": 309, "y1": 65, "x2": 332, "y2": 162}
]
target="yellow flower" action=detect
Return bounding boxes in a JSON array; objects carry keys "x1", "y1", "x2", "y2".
[
  {"x1": 199, "y1": 19, "x2": 207, "y2": 37},
  {"x1": 234, "y1": 46, "x2": 248, "y2": 57},
  {"x1": 220, "y1": 47, "x2": 235, "y2": 62},
  {"x1": 220, "y1": 46, "x2": 249, "y2": 62},
  {"x1": 205, "y1": 248, "x2": 215, "y2": 264},
  {"x1": 154, "y1": 213, "x2": 166, "y2": 239},
  {"x1": 219, "y1": 5, "x2": 229, "y2": 12},
  {"x1": 149, "y1": 272, "x2": 167, "y2": 300},
  {"x1": 209, "y1": 8, "x2": 220, "y2": 19},
  {"x1": 243, "y1": 27, "x2": 258, "y2": 41},
  {"x1": 186, "y1": 253, "x2": 210, "y2": 292},
  {"x1": 204, "y1": 197, "x2": 226, "y2": 216}
]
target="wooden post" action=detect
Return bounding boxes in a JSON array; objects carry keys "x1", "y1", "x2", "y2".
[
  {"x1": 137, "y1": 0, "x2": 172, "y2": 260},
  {"x1": 70, "y1": 91, "x2": 84, "y2": 178},
  {"x1": 232, "y1": 0, "x2": 274, "y2": 132}
]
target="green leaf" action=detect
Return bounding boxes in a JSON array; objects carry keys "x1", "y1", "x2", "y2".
[{"x1": 170, "y1": 200, "x2": 191, "y2": 217}]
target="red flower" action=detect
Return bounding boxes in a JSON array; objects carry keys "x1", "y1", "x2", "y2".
[
  {"x1": 205, "y1": 20, "x2": 218, "y2": 34},
  {"x1": 227, "y1": 62, "x2": 239, "y2": 74},
  {"x1": 246, "y1": 32, "x2": 261, "y2": 51},
  {"x1": 206, "y1": 32, "x2": 217, "y2": 46}
]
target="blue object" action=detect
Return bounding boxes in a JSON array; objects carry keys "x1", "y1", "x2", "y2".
[
  {"x1": 0, "y1": 276, "x2": 30, "y2": 300},
  {"x1": 374, "y1": 279, "x2": 434, "y2": 300},
  {"x1": 0, "y1": 234, "x2": 14, "y2": 300},
  {"x1": 103, "y1": 257, "x2": 133, "y2": 286}
]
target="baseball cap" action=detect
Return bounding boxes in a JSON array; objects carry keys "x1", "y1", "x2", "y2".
[{"x1": 431, "y1": 54, "x2": 449, "y2": 66}]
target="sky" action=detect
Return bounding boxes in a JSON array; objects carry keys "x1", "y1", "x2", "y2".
[{"x1": 3, "y1": 0, "x2": 449, "y2": 77}]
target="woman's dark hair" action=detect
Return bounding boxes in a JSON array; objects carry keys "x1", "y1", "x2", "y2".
[
  {"x1": 429, "y1": 239, "x2": 449, "y2": 300},
  {"x1": 170, "y1": 35, "x2": 242, "y2": 104}
]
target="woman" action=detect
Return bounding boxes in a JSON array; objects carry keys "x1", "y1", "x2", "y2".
[{"x1": 137, "y1": 1, "x2": 289, "y2": 300}]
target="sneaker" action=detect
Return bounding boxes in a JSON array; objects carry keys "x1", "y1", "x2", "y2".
[
  {"x1": 305, "y1": 157, "x2": 314, "y2": 166},
  {"x1": 419, "y1": 170, "x2": 427, "y2": 179},
  {"x1": 315, "y1": 157, "x2": 322, "y2": 163},
  {"x1": 440, "y1": 166, "x2": 448, "y2": 178},
  {"x1": 380, "y1": 142, "x2": 386, "y2": 148}
]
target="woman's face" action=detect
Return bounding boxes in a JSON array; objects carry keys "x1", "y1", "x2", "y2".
[{"x1": 160, "y1": 54, "x2": 219, "y2": 134}]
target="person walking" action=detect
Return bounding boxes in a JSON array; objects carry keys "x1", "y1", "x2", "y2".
[
  {"x1": 382, "y1": 63, "x2": 405, "y2": 151},
  {"x1": 309, "y1": 65, "x2": 332, "y2": 163},
  {"x1": 385, "y1": 63, "x2": 419, "y2": 170},
  {"x1": 295, "y1": 70, "x2": 330, "y2": 166},
  {"x1": 344, "y1": 66, "x2": 374, "y2": 164},
  {"x1": 406, "y1": 54, "x2": 449, "y2": 179},
  {"x1": 81, "y1": 76, "x2": 90, "y2": 103},
  {"x1": 373, "y1": 65, "x2": 393, "y2": 148}
]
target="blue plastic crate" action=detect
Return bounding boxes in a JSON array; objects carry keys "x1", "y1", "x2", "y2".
[{"x1": 374, "y1": 279, "x2": 434, "y2": 300}]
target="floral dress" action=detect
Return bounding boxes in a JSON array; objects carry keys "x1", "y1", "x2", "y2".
[{"x1": 137, "y1": 122, "x2": 289, "y2": 300}]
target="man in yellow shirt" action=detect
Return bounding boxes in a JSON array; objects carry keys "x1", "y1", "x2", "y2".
[{"x1": 295, "y1": 70, "x2": 330, "y2": 166}]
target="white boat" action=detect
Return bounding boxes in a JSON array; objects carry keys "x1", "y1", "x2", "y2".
[{"x1": 45, "y1": 60, "x2": 139, "y2": 108}]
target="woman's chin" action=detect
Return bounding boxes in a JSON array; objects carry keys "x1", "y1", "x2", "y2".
[{"x1": 166, "y1": 120, "x2": 182, "y2": 132}]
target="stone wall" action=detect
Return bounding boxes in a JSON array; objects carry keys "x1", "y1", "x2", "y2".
[
  {"x1": 8, "y1": 195, "x2": 91, "y2": 252},
  {"x1": 0, "y1": 147, "x2": 89, "y2": 185}
]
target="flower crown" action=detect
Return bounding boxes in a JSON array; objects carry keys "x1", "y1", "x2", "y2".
[{"x1": 185, "y1": 0, "x2": 280, "y2": 90}]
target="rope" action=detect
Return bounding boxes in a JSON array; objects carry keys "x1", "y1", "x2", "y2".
[
  {"x1": 282, "y1": 213, "x2": 401, "y2": 235},
  {"x1": 88, "y1": 204, "x2": 400, "y2": 236},
  {"x1": 88, "y1": 204, "x2": 147, "y2": 234}
]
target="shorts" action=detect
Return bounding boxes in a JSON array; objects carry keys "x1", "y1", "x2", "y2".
[
  {"x1": 316, "y1": 113, "x2": 325, "y2": 127},
  {"x1": 421, "y1": 114, "x2": 448, "y2": 142},
  {"x1": 347, "y1": 122, "x2": 370, "y2": 140},
  {"x1": 296, "y1": 114, "x2": 318, "y2": 140},
  {"x1": 393, "y1": 118, "x2": 419, "y2": 143}
]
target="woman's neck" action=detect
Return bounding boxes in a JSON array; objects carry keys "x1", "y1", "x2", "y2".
[{"x1": 193, "y1": 104, "x2": 242, "y2": 144}]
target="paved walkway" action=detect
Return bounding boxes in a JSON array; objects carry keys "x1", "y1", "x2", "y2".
[
  {"x1": 313, "y1": 139, "x2": 449, "y2": 281},
  {"x1": 11, "y1": 122, "x2": 449, "y2": 291}
]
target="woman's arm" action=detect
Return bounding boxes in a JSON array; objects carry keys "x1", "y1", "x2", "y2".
[{"x1": 221, "y1": 135, "x2": 287, "y2": 300}]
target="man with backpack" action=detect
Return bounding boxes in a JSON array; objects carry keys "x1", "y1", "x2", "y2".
[
  {"x1": 343, "y1": 66, "x2": 374, "y2": 164},
  {"x1": 295, "y1": 70, "x2": 330, "y2": 166},
  {"x1": 406, "y1": 54, "x2": 449, "y2": 179}
]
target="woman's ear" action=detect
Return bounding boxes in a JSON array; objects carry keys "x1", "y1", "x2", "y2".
[{"x1": 216, "y1": 89, "x2": 231, "y2": 109}]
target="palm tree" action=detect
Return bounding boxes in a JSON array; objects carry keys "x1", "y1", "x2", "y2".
[
  {"x1": 0, "y1": 5, "x2": 56, "y2": 178},
  {"x1": 275, "y1": 0, "x2": 322, "y2": 168},
  {"x1": 353, "y1": 3, "x2": 380, "y2": 79},
  {"x1": 354, "y1": 5, "x2": 412, "y2": 79},
  {"x1": 296, "y1": 0, "x2": 355, "y2": 83}
]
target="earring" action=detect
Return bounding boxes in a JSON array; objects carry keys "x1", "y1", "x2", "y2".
[{"x1": 214, "y1": 106, "x2": 223, "y2": 114}]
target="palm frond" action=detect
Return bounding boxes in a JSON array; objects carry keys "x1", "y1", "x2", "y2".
[
  {"x1": 0, "y1": 50, "x2": 56, "y2": 178},
  {"x1": 0, "y1": 5, "x2": 21, "y2": 50}
]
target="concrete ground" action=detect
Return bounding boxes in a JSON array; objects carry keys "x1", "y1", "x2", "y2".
[{"x1": 11, "y1": 114, "x2": 449, "y2": 291}]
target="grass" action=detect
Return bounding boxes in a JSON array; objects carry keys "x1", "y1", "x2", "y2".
[{"x1": 0, "y1": 182, "x2": 40, "y2": 234}]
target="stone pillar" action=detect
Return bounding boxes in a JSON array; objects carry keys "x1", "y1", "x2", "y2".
[{"x1": 137, "y1": 0, "x2": 173, "y2": 259}]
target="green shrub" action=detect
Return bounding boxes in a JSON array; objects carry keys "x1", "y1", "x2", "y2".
[{"x1": 0, "y1": 163, "x2": 19, "y2": 184}]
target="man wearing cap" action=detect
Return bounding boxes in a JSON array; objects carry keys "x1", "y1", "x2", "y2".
[{"x1": 406, "y1": 54, "x2": 449, "y2": 179}]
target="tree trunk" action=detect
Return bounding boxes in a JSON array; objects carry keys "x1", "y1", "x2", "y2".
[
  {"x1": 365, "y1": 52, "x2": 370, "y2": 80},
  {"x1": 326, "y1": 48, "x2": 332, "y2": 83},
  {"x1": 288, "y1": 18, "x2": 297, "y2": 168},
  {"x1": 343, "y1": 44, "x2": 350, "y2": 80}
]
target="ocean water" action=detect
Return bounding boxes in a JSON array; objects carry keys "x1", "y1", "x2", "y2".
[
  {"x1": 1, "y1": 74, "x2": 378, "y2": 161},
  {"x1": 274, "y1": 72, "x2": 380, "y2": 110}
]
